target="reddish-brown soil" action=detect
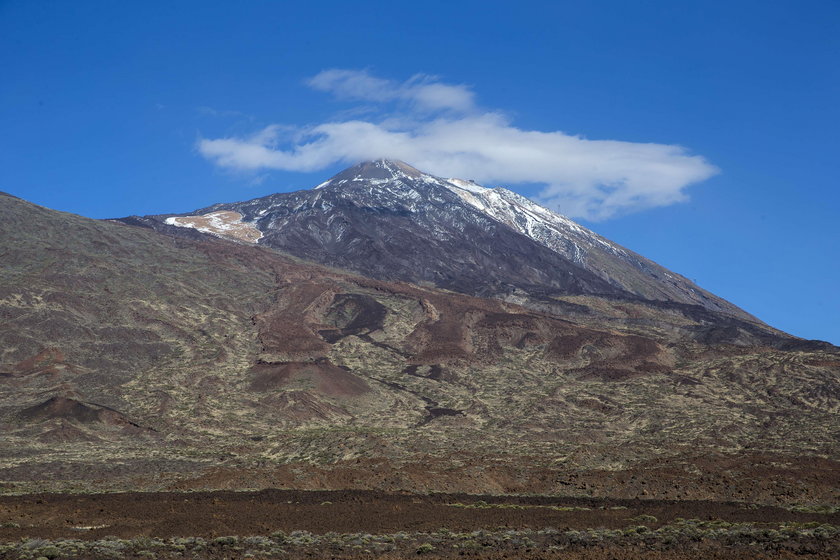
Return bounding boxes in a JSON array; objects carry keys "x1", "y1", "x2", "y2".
[
  {"x1": 249, "y1": 360, "x2": 371, "y2": 396},
  {"x1": 0, "y1": 490, "x2": 836, "y2": 541},
  {"x1": 154, "y1": 452, "x2": 839, "y2": 507}
]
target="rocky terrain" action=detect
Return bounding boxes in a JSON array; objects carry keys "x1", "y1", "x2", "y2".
[{"x1": 0, "y1": 185, "x2": 838, "y2": 508}]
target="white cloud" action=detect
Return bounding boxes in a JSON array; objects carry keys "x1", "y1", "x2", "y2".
[
  {"x1": 198, "y1": 69, "x2": 719, "y2": 220},
  {"x1": 307, "y1": 69, "x2": 475, "y2": 113}
]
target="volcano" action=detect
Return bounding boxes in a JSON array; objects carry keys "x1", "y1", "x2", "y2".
[{"x1": 0, "y1": 165, "x2": 837, "y2": 503}]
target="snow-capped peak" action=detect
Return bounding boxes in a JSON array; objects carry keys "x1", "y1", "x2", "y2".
[
  {"x1": 317, "y1": 159, "x2": 426, "y2": 188},
  {"x1": 140, "y1": 159, "x2": 752, "y2": 319},
  {"x1": 316, "y1": 162, "x2": 625, "y2": 262}
]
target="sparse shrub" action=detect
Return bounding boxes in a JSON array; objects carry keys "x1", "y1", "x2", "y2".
[
  {"x1": 519, "y1": 536, "x2": 536, "y2": 548},
  {"x1": 131, "y1": 536, "x2": 161, "y2": 550},
  {"x1": 813, "y1": 524, "x2": 839, "y2": 540},
  {"x1": 564, "y1": 529, "x2": 582, "y2": 544},
  {"x1": 91, "y1": 540, "x2": 128, "y2": 559},
  {"x1": 288, "y1": 530, "x2": 316, "y2": 545},
  {"x1": 212, "y1": 536, "x2": 238, "y2": 547},
  {"x1": 243, "y1": 535, "x2": 271, "y2": 548},
  {"x1": 459, "y1": 539, "x2": 480, "y2": 550},
  {"x1": 271, "y1": 530, "x2": 288, "y2": 544},
  {"x1": 23, "y1": 539, "x2": 51, "y2": 550},
  {"x1": 36, "y1": 547, "x2": 60, "y2": 560},
  {"x1": 416, "y1": 542, "x2": 436, "y2": 554},
  {"x1": 623, "y1": 525, "x2": 650, "y2": 535},
  {"x1": 790, "y1": 504, "x2": 840, "y2": 514}
]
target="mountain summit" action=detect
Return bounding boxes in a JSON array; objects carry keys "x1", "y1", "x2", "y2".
[{"x1": 315, "y1": 159, "x2": 425, "y2": 184}]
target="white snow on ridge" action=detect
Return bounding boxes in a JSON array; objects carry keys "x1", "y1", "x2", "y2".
[
  {"x1": 441, "y1": 177, "x2": 626, "y2": 261},
  {"x1": 446, "y1": 177, "x2": 488, "y2": 194}
]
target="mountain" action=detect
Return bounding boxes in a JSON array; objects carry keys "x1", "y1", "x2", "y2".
[
  {"x1": 125, "y1": 160, "x2": 753, "y2": 323},
  {"x1": 2, "y1": 188, "x2": 839, "y2": 504}
]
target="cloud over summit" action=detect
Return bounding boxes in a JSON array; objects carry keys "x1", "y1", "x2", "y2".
[{"x1": 199, "y1": 69, "x2": 718, "y2": 220}]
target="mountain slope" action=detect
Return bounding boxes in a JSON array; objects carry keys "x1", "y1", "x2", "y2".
[
  {"x1": 2, "y1": 191, "x2": 839, "y2": 503},
  {"x1": 131, "y1": 160, "x2": 752, "y2": 322},
  {"x1": 442, "y1": 178, "x2": 738, "y2": 315}
]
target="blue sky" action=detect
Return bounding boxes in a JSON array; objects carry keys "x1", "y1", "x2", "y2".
[{"x1": 1, "y1": 1, "x2": 838, "y2": 344}]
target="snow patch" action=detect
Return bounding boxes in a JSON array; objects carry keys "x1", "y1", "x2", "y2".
[
  {"x1": 446, "y1": 177, "x2": 488, "y2": 194},
  {"x1": 165, "y1": 211, "x2": 263, "y2": 243}
]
